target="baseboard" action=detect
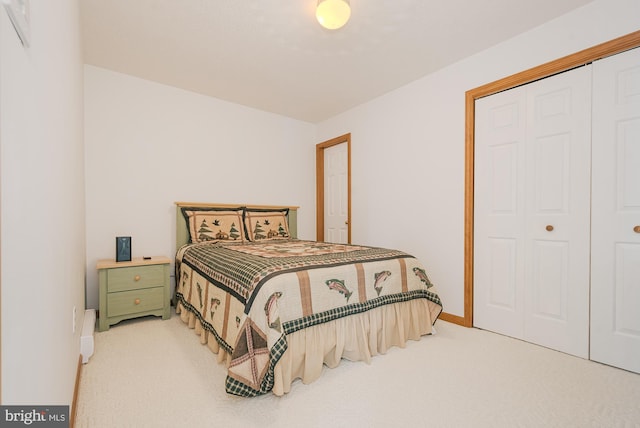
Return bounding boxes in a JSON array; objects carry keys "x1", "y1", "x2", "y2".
[
  {"x1": 70, "y1": 355, "x2": 81, "y2": 428},
  {"x1": 72, "y1": 309, "x2": 95, "y2": 427},
  {"x1": 438, "y1": 312, "x2": 469, "y2": 327}
]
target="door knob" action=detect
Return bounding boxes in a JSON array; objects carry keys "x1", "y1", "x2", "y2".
[
  {"x1": 545, "y1": 225, "x2": 554, "y2": 232},
  {"x1": 634, "y1": 225, "x2": 640, "y2": 233}
]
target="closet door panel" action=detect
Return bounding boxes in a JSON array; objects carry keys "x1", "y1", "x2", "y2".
[
  {"x1": 617, "y1": 120, "x2": 640, "y2": 210},
  {"x1": 591, "y1": 47, "x2": 640, "y2": 373},
  {"x1": 531, "y1": 240, "x2": 568, "y2": 321},
  {"x1": 474, "y1": 88, "x2": 526, "y2": 339},
  {"x1": 614, "y1": 244, "x2": 640, "y2": 335},
  {"x1": 487, "y1": 238, "x2": 518, "y2": 310},
  {"x1": 523, "y1": 66, "x2": 591, "y2": 358}
]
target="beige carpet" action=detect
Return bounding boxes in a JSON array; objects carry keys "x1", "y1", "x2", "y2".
[{"x1": 75, "y1": 310, "x2": 640, "y2": 428}]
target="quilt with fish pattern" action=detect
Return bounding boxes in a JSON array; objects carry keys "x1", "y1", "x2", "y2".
[{"x1": 175, "y1": 239, "x2": 442, "y2": 397}]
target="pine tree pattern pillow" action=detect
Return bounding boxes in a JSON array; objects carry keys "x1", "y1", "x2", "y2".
[
  {"x1": 243, "y1": 208, "x2": 290, "y2": 241},
  {"x1": 182, "y1": 208, "x2": 246, "y2": 243}
]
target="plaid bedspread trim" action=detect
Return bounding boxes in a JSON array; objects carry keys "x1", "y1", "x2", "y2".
[
  {"x1": 284, "y1": 289, "x2": 442, "y2": 335},
  {"x1": 175, "y1": 291, "x2": 234, "y2": 355},
  {"x1": 181, "y1": 258, "x2": 246, "y2": 304}
]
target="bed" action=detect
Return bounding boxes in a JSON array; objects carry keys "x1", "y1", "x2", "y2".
[{"x1": 174, "y1": 202, "x2": 443, "y2": 397}]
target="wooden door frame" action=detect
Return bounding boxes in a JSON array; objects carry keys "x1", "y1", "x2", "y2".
[
  {"x1": 460, "y1": 30, "x2": 640, "y2": 328},
  {"x1": 316, "y1": 133, "x2": 351, "y2": 243}
]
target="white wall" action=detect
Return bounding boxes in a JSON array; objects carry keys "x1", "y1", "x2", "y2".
[
  {"x1": 1, "y1": 0, "x2": 85, "y2": 404},
  {"x1": 315, "y1": 0, "x2": 640, "y2": 317},
  {"x1": 84, "y1": 66, "x2": 316, "y2": 309}
]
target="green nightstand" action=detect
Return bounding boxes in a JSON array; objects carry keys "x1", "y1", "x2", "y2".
[{"x1": 97, "y1": 256, "x2": 171, "y2": 331}]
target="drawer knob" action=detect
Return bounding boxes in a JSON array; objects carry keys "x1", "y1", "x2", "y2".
[
  {"x1": 134, "y1": 298, "x2": 141, "y2": 305},
  {"x1": 546, "y1": 225, "x2": 554, "y2": 232},
  {"x1": 134, "y1": 275, "x2": 141, "y2": 281},
  {"x1": 634, "y1": 225, "x2": 640, "y2": 233}
]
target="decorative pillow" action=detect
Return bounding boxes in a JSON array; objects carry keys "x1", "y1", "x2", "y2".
[
  {"x1": 243, "y1": 208, "x2": 290, "y2": 241},
  {"x1": 181, "y1": 207, "x2": 246, "y2": 243}
]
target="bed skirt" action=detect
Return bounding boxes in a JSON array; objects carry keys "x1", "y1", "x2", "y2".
[{"x1": 176, "y1": 298, "x2": 438, "y2": 396}]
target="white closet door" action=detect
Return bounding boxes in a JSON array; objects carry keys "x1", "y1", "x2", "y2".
[
  {"x1": 523, "y1": 66, "x2": 591, "y2": 358},
  {"x1": 474, "y1": 86, "x2": 527, "y2": 339},
  {"x1": 591, "y1": 47, "x2": 640, "y2": 374},
  {"x1": 475, "y1": 66, "x2": 591, "y2": 358}
]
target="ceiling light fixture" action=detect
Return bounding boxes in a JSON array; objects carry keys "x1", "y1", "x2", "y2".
[{"x1": 316, "y1": 0, "x2": 351, "y2": 30}]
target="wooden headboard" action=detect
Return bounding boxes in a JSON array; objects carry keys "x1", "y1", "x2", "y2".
[{"x1": 175, "y1": 202, "x2": 299, "y2": 249}]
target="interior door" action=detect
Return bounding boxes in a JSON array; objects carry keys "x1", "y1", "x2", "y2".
[
  {"x1": 590, "y1": 47, "x2": 640, "y2": 373},
  {"x1": 474, "y1": 66, "x2": 591, "y2": 358},
  {"x1": 324, "y1": 142, "x2": 348, "y2": 243}
]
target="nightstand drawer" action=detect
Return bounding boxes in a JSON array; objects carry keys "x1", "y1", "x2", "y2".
[
  {"x1": 107, "y1": 265, "x2": 165, "y2": 292},
  {"x1": 107, "y1": 287, "x2": 164, "y2": 317}
]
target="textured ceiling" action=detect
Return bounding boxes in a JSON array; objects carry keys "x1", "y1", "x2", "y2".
[{"x1": 81, "y1": 0, "x2": 594, "y2": 123}]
